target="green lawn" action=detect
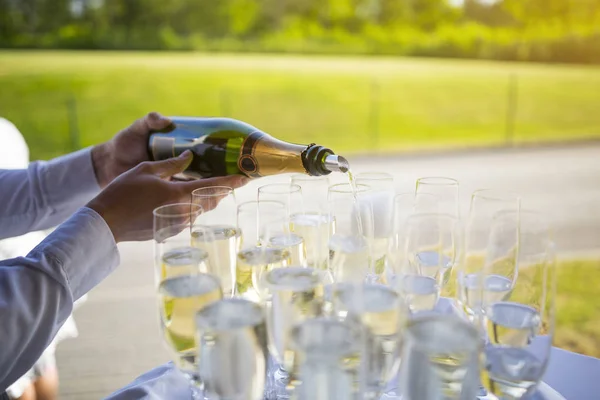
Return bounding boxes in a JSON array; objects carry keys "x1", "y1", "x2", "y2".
[
  {"x1": 1, "y1": 50, "x2": 600, "y2": 160},
  {"x1": 555, "y1": 259, "x2": 600, "y2": 358}
]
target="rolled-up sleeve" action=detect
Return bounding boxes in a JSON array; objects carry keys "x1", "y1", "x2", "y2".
[
  {"x1": 0, "y1": 207, "x2": 119, "y2": 392},
  {"x1": 0, "y1": 147, "x2": 101, "y2": 240}
]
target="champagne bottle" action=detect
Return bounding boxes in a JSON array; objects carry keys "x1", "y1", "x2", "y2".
[{"x1": 147, "y1": 117, "x2": 349, "y2": 179}]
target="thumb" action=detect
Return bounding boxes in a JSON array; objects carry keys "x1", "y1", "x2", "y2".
[{"x1": 149, "y1": 150, "x2": 193, "y2": 178}]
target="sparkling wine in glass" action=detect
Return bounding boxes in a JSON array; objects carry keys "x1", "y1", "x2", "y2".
[
  {"x1": 480, "y1": 210, "x2": 556, "y2": 400},
  {"x1": 191, "y1": 186, "x2": 241, "y2": 297},
  {"x1": 196, "y1": 298, "x2": 269, "y2": 400}
]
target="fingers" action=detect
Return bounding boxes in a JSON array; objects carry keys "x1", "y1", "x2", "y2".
[
  {"x1": 147, "y1": 150, "x2": 194, "y2": 178},
  {"x1": 180, "y1": 174, "x2": 250, "y2": 193},
  {"x1": 130, "y1": 112, "x2": 172, "y2": 135}
]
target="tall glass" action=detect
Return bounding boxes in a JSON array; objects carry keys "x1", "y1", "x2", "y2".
[
  {"x1": 459, "y1": 208, "x2": 520, "y2": 319},
  {"x1": 399, "y1": 314, "x2": 481, "y2": 400},
  {"x1": 415, "y1": 177, "x2": 460, "y2": 219},
  {"x1": 191, "y1": 186, "x2": 240, "y2": 297},
  {"x1": 257, "y1": 183, "x2": 304, "y2": 218},
  {"x1": 289, "y1": 317, "x2": 363, "y2": 399},
  {"x1": 330, "y1": 282, "x2": 405, "y2": 399},
  {"x1": 290, "y1": 175, "x2": 333, "y2": 270},
  {"x1": 327, "y1": 183, "x2": 374, "y2": 284},
  {"x1": 480, "y1": 210, "x2": 556, "y2": 400},
  {"x1": 458, "y1": 189, "x2": 521, "y2": 317},
  {"x1": 235, "y1": 200, "x2": 291, "y2": 301},
  {"x1": 388, "y1": 192, "x2": 440, "y2": 284},
  {"x1": 355, "y1": 172, "x2": 395, "y2": 283},
  {"x1": 196, "y1": 298, "x2": 269, "y2": 400},
  {"x1": 355, "y1": 172, "x2": 394, "y2": 192},
  {"x1": 154, "y1": 203, "x2": 209, "y2": 282},
  {"x1": 258, "y1": 183, "x2": 307, "y2": 267},
  {"x1": 396, "y1": 213, "x2": 458, "y2": 313},
  {"x1": 153, "y1": 203, "x2": 224, "y2": 397},
  {"x1": 265, "y1": 267, "x2": 323, "y2": 396}
]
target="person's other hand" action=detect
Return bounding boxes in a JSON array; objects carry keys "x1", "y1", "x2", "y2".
[
  {"x1": 91, "y1": 112, "x2": 172, "y2": 188},
  {"x1": 86, "y1": 151, "x2": 249, "y2": 242}
]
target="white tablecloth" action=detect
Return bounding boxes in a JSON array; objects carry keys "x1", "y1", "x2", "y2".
[{"x1": 104, "y1": 298, "x2": 600, "y2": 399}]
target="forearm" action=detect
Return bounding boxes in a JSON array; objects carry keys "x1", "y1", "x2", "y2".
[
  {"x1": 0, "y1": 148, "x2": 102, "y2": 239},
  {"x1": 0, "y1": 207, "x2": 119, "y2": 391}
]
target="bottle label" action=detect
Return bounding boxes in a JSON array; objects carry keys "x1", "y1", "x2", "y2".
[{"x1": 238, "y1": 131, "x2": 265, "y2": 178}]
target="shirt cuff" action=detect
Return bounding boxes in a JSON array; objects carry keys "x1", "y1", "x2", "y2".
[
  {"x1": 32, "y1": 207, "x2": 119, "y2": 300},
  {"x1": 39, "y1": 147, "x2": 102, "y2": 212}
]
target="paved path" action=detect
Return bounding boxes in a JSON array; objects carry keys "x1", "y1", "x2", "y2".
[{"x1": 56, "y1": 144, "x2": 600, "y2": 399}]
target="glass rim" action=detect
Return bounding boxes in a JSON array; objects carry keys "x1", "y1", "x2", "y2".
[
  {"x1": 158, "y1": 272, "x2": 222, "y2": 297},
  {"x1": 416, "y1": 176, "x2": 459, "y2": 186},
  {"x1": 265, "y1": 266, "x2": 322, "y2": 291},
  {"x1": 471, "y1": 188, "x2": 521, "y2": 202},
  {"x1": 257, "y1": 183, "x2": 301, "y2": 195},
  {"x1": 195, "y1": 298, "x2": 264, "y2": 331},
  {"x1": 237, "y1": 199, "x2": 286, "y2": 210},
  {"x1": 153, "y1": 202, "x2": 203, "y2": 218},
  {"x1": 328, "y1": 182, "x2": 371, "y2": 194},
  {"x1": 191, "y1": 186, "x2": 234, "y2": 198},
  {"x1": 355, "y1": 171, "x2": 394, "y2": 181},
  {"x1": 406, "y1": 314, "x2": 480, "y2": 352}
]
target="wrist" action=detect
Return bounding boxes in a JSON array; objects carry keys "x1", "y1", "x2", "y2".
[
  {"x1": 91, "y1": 142, "x2": 115, "y2": 188},
  {"x1": 86, "y1": 197, "x2": 122, "y2": 243}
]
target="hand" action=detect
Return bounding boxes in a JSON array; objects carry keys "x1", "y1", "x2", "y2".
[
  {"x1": 91, "y1": 112, "x2": 172, "y2": 188},
  {"x1": 86, "y1": 151, "x2": 249, "y2": 243}
]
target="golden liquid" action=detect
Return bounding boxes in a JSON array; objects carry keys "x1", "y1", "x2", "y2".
[
  {"x1": 160, "y1": 246, "x2": 208, "y2": 280},
  {"x1": 265, "y1": 268, "x2": 324, "y2": 381},
  {"x1": 191, "y1": 225, "x2": 241, "y2": 295},
  {"x1": 235, "y1": 246, "x2": 291, "y2": 297},
  {"x1": 290, "y1": 212, "x2": 335, "y2": 269},
  {"x1": 159, "y1": 274, "x2": 223, "y2": 355},
  {"x1": 268, "y1": 232, "x2": 306, "y2": 266}
]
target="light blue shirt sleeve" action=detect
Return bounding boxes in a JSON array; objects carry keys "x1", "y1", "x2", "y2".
[
  {"x1": 0, "y1": 147, "x2": 101, "y2": 240},
  {"x1": 0, "y1": 207, "x2": 120, "y2": 392}
]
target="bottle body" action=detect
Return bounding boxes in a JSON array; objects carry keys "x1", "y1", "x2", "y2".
[{"x1": 148, "y1": 117, "x2": 347, "y2": 179}]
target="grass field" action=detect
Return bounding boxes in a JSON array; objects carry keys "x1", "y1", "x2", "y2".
[
  {"x1": 1, "y1": 50, "x2": 600, "y2": 160},
  {"x1": 555, "y1": 259, "x2": 600, "y2": 358}
]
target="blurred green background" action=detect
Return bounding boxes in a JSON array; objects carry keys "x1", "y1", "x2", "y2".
[{"x1": 1, "y1": 0, "x2": 599, "y2": 364}]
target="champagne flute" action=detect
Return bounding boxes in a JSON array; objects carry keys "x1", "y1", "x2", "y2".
[
  {"x1": 460, "y1": 207, "x2": 520, "y2": 320},
  {"x1": 330, "y1": 282, "x2": 406, "y2": 400},
  {"x1": 258, "y1": 183, "x2": 307, "y2": 267},
  {"x1": 191, "y1": 186, "x2": 241, "y2": 297},
  {"x1": 355, "y1": 172, "x2": 395, "y2": 283},
  {"x1": 257, "y1": 183, "x2": 304, "y2": 218},
  {"x1": 327, "y1": 183, "x2": 374, "y2": 284},
  {"x1": 355, "y1": 172, "x2": 394, "y2": 192},
  {"x1": 396, "y1": 213, "x2": 458, "y2": 313},
  {"x1": 196, "y1": 298, "x2": 269, "y2": 400},
  {"x1": 236, "y1": 200, "x2": 291, "y2": 301},
  {"x1": 457, "y1": 189, "x2": 521, "y2": 318},
  {"x1": 388, "y1": 192, "x2": 440, "y2": 284},
  {"x1": 289, "y1": 317, "x2": 363, "y2": 400},
  {"x1": 480, "y1": 210, "x2": 556, "y2": 400},
  {"x1": 415, "y1": 177, "x2": 460, "y2": 219},
  {"x1": 290, "y1": 175, "x2": 333, "y2": 270},
  {"x1": 154, "y1": 203, "x2": 209, "y2": 282},
  {"x1": 399, "y1": 314, "x2": 481, "y2": 400},
  {"x1": 264, "y1": 267, "x2": 323, "y2": 396},
  {"x1": 153, "y1": 203, "x2": 224, "y2": 397}
]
